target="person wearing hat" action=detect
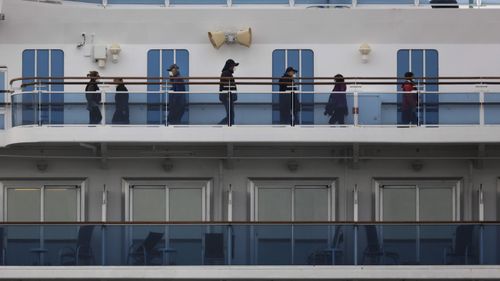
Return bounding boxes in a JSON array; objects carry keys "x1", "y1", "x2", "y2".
[
  {"x1": 278, "y1": 66, "x2": 300, "y2": 125},
  {"x1": 219, "y1": 59, "x2": 239, "y2": 125},
  {"x1": 324, "y1": 74, "x2": 348, "y2": 125},
  {"x1": 167, "y1": 64, "x2": 186, "y2": 125},
  {"x1": 85, "y1": 70, "x2": 102, "y2": 124},
  {"x1": 111, "y1": 78, "x2": 129, "y2": 124}
]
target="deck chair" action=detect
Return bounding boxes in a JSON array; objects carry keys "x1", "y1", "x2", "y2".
[
  {"x1": 59, "y1": 225, "x2": 95, "y2": 265},
  {"x1": 361, "y1": 225, "x2": 399, "y2": 265},
  {"x1": 444, "y1": 225, "x2": 475, "y2": 265},
  {"x1": 127, "y1": 232, "x2": 164, "y2": 265},
  {"x1": 307, "y1": 226, "x2": 344, "y2": 265}
]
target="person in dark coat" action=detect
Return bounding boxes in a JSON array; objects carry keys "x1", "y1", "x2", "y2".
[
  {"x1": 167, "y1": 64, "x2": 186, "y2": 125},
  {"x1": 85, "y1": 70, "x2": 102, "y2": 124},
  {"x1": 324, "y1": 74, "x2": 348, "y2": 125},
  {"x1": 401, "y1": 71, "x2": 418, "y2": 125},
  {"x1": 219, "y1": 59, "x2": 238, "y2": 125},
  {"x1": 279, "y1": 67, "x2": 299, "y2": 125},
  {"x1": 111, "y1": 78, "x2": 129, "y2": 124}
]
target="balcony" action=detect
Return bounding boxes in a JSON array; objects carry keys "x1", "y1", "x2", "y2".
[
  {"x1": 58, "y1": 0, "x2": 500, "y2": 9},
  {"x1": 0, "y1": 222, "x2": 499, "y2": 279},
  {"x1": 1, "y1": 76, "x2": 500, "y2": 146}
]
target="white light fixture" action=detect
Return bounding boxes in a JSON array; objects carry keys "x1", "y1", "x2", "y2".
[
  {"x1": 93, "y1": 45, "x2": 107, "y2": 68},
  {"x1": 109, "y1": 43, "x2": 121, "y2": 63},
  {"x1": 359, "y1": 42, "x2": 371, "y2": 63},
  {"x1": 208, "y1": 28, "x2": 252, "y2": 49}
]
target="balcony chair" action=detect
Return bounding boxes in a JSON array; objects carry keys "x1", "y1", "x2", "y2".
[
  {"x1": 127, "y1": 232, "x2": 164, "y2": 265},
  {"x1": 59, "y1": 225, "x2": 95, "y2": 265},
  {"x1": 443, "y1": 225, "x2": 475, "y2": 265},
  {"x1": 361, "y1": 225, "x2": 400, "y2": 265},
  {"x1": 307, "y1": 226, "x2": 344, "y2": 265}
]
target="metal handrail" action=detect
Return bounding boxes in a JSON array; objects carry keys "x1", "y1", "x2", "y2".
[
  {"x1": 0, "y1": 220, "x2": 498, "y2": 225},
  {"x1": 10, "y1": 75, "x2": 500, "y2": 88}
]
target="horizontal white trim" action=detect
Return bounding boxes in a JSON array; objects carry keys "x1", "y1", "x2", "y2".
[
  {"x1": 1, "y1": 126, "x2": 500, "y2": 147},
  {"x1": 1, "y1": 265, "x2": 500, "y2": 279}
]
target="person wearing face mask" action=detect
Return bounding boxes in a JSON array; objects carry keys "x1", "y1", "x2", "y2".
[
  {"x1": 219, "y1": 59, "x2": 239, "y2": 125},
  {"x1": 167, "y1": 64, "x2": 186, "y2": 125},
  {"x1": 278, "y1": 67, "x2": 300, "y2": 125},
  {"x1": 85, "y1": 70, "x2": 102, "y2": 124}
]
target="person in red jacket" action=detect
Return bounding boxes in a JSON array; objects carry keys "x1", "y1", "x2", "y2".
[{"x1": 401, "y1": 72, "x2": 418, "y2": 125}]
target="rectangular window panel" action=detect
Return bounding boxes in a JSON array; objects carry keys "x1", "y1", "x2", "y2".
[
  {"x1": 147, "y1": 49, "x2": 189, "y2": 125},
  {"x1": 272, "y1": 49, "x2": 314, "y2": 125},
  {"x1": 294, "y1": 187, "x2": 328, "y2": 221},
  {"x1": 7, "y1": 188, "x2": 41, "y2": 221},
  {"x1": 396, "y1": 49, "x2": 439, "y2": 125},
  {"x1": 382, "y1": 186, "x2": 416, "y2": 221},
  {"x1": 132, "y1": 186, "x2": 166, "y2": 221},
  {"x1": 419, "y1": 188, "x2": 453, "y2": 221},
  {"x1": 258, "y1": 188, "x2": 292, "y2": 221},
  {"x1": 44, "y1": 187, "x2": 78, "y2": 222},
  {"x1": 169, "y1": 188, "x2": 203, "y2": 221}
]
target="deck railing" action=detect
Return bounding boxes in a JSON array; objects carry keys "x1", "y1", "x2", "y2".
[{"x1": 0, "y1": 221, "x2": 498, "y2": 266}]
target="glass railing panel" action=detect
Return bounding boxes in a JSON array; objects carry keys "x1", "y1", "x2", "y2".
[
  {"x1": 484, "y1": 92, "x2": 500, "y2": 125},
  {"x1": 233, "y1": 0, "x2": 289, "y2": 4},
  {"x1": 0, "y1": 114, "x2": 4, "y2": 130},
  {"x1": 169, "y1": 0, "x2": 227, "y2": 4},
  {"x1": 0, "y1": 223, "x2": 498, "y2": 266},
  {"x1": 232, "y1": 92, "x2": 273, "y2": 125},
  {"x1": 105, "y1": 92, "x2": 152, "y2": 125},
  {"x1": 295, "y1": 0, "x2": 352, "y2": 5},
  {"x1": 64, "y1": 92, "x2": 96, "y2": 125},
  {"x1": 313, "y1": 92, "x2": 354, "y2": 125},
  {"x1": 358, "y1": 93, "x2": 390, "y2": 125},
  {"x1": 11, "y1": 92, "x2": 35, "y2": 126},
  {"x1": 108, "y1": 0, "x2": 165, "y2": 4},
  {"x1": 252, "y1": 224, "x2": 292, "y2": 265},
  {"x1": 187, "y1": 92, "x2": 230, "y2": 125},
  {"x1": 437, "y1": 92, "x2": 480, "y2": 125},
  {"x1": 420, "y1": 224, "x2": 462, "y2": 265}
]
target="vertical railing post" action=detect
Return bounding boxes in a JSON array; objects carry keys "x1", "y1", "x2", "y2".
[
  {"x1": 353, "y1": 91, "x2": 359, "y2": 126},
  {"x1": 353, "y1": 185, "x2": 358, "y2": 265},
  {"x1": 228, "y1": 78, "x2": 232, "y2": 127},
  {"x1": 227, "y1": 224, "x2": 232, "y2": 265},
  {"x1": 37, "y1": 81, "x2": 42, "y2": 126},
  {"x1": 165, "y1": 0, "x2": 170, "y2": 7},
  {"x1": 352, "y1": 0, "x2": 357, "y2": 8},
  {"x1": 227, "y1": 0, "x2": 232, "y2": 7},
  {"x1": 289, "y1": 0, "x2": 294, "y2": 7},
  {"x1": 415, "y1": 0, "x2": 419, "y2": 7},
  {"x1": 101, "y1": 89, "x2": 106, "y2": 125},
  {"x1": 479, "y1": 90, "x2": 485, "y2": 126}
]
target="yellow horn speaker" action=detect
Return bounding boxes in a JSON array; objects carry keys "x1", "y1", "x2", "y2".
[
  {"x1": 208, "y1": 31, "x2": 226, "y2": 49},
  {"x1": 236, "y1": 28, "x2": 252, "y2": 48},
  {"x1": 208, "y1": 28, "x2": 252, "y2": 49}
]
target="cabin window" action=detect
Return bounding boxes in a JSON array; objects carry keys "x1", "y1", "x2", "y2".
[
  {"x1": 124, "y1": 179, "x2": 211, "y2": 221},
  {"x1": 272, "y1": 49, "x2": 314, "y2": 125},
  {"x1": 20, "y1": 49, "x2": 64, "y2": 126},
  {"x1": 146, "y1": 49, "x2": 189, "y2": 125},
  {"x1": 396, "y1": 49, "x2": 439, "y2": 125},
  {"x1": 1, "y1": 180, "x2": 85, "y2": 222}
]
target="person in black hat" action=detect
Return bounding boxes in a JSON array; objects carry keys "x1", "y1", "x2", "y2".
[
  {"x1": 85, "y1": 70, "x2": 102, "y2": 124},
  {"x1": 167, "y1": 64, "x2": 186, "y2": 125},
  {"x1": 278, "y1": 66, "x2": 300, "y2": 125},
  {"x1": 111, "y1": 78, "x2": 129, "y2": 124},
  {"x1": 219, "y1": 59, "x2": 239, "y2": 125}
]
